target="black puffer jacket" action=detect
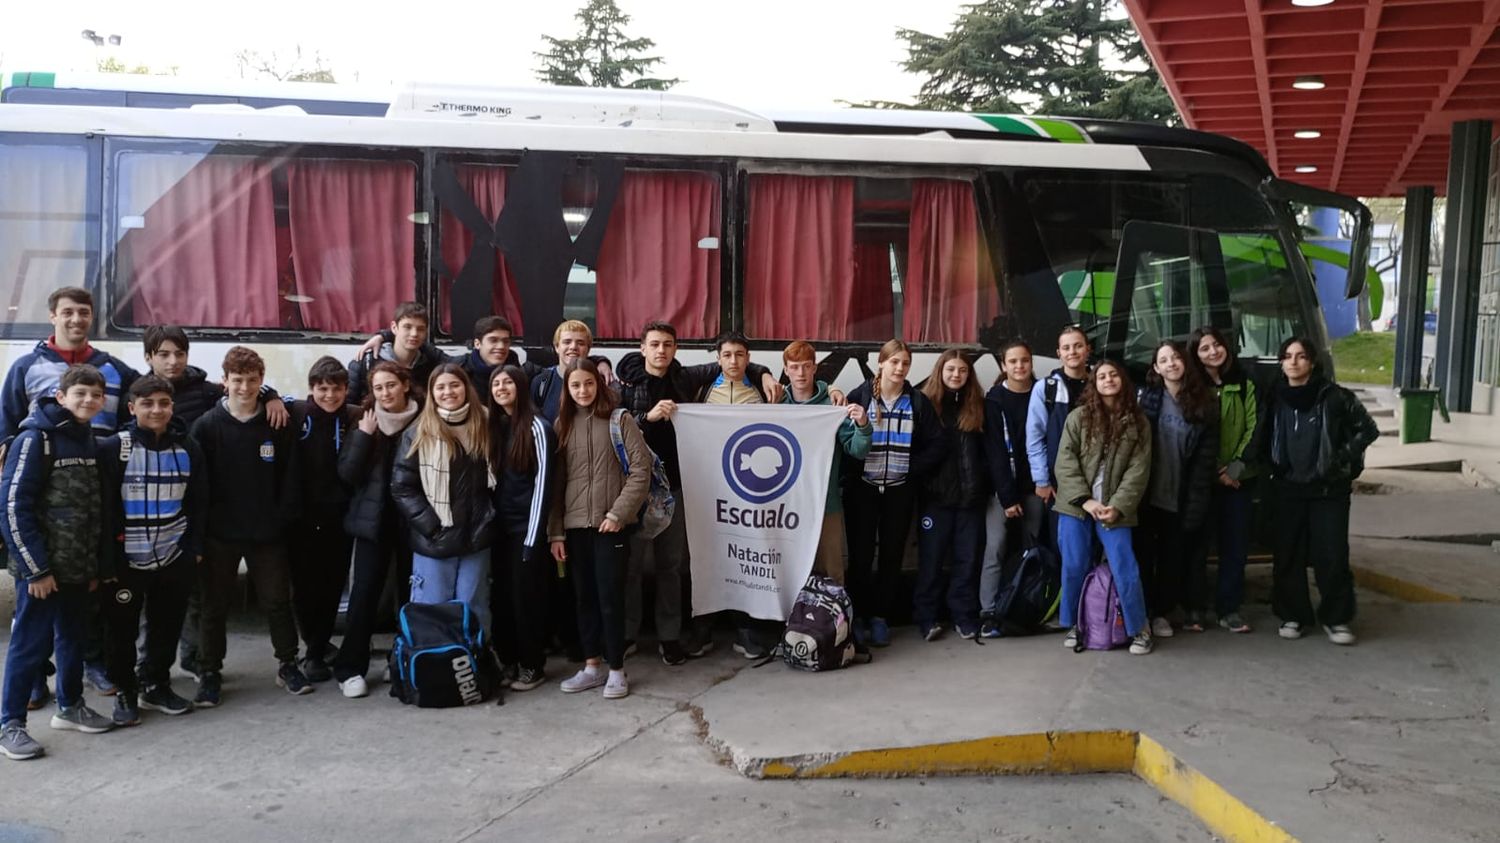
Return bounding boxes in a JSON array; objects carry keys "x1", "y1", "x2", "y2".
[
  {"x1": 1260, "y1": 375, "x2": 1380, "y2": 497},
  {"x1": 1138, "y1": 385, "x2": 1220, "y2": 532},
  {"x1": 925, "y1": 392, "x2": 991, "y2": 508},
  {"x1": 338, "y1": 406, "x2": 420, "y2": 543},
  {"x1": 390, "y1": 425, "x2": 495, "y2": 558}
]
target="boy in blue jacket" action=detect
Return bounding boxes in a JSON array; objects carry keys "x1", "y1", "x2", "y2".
[
  {"x1": 99, "y1": 375, "x2": 207, "y2": 726},
  {"x1": 1, "y1": 364, "x2": 116, "y2": 760}
]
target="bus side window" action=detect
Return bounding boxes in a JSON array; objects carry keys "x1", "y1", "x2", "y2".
[{"x1": 0, "y1": 140, "x2": 93, "y2": 333}]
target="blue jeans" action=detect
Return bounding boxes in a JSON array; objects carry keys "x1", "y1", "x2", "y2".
[
  {"x1": 914, "y1": 503, "x2": 985, "y2": 630},
  {"x1": 410, "y1": 550, "x2": 492, "y2": 635},
  {"x1": 1056, "y1": 513, "x2": 1148, "y2": 636},
  {"x1": 1211, "y1": 483, "x2": 1253, "y2": 616},
  {"x1": 3, "y1": 579, "x2": 88, "y2": 726}
]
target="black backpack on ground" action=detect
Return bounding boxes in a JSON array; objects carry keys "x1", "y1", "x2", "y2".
[
  {"x1": 993, "y1": 543, "x2": 1062, "y2": 636},
  {"x1": 388, "y1": 600, "x2": 502, "y2": 707},
  {"x1": 781, "y1": 575, "x2": 867, "y2": 671}
]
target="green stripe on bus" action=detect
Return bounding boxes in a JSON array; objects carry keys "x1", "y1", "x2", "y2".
[
  {"x1": 1032, "y1": 118, "x2": 1088, "y2": 143},
  {"x1": 974, "y1": 115, "x2": 1045, "y2": 137},
  {"x1": 19, "y1": 72, "x2": 55, "y2": 87}
]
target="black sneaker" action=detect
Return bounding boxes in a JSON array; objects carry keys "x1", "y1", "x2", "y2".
[
  {"x1": 84, "y1": 662, "x2": 117, "y2": 696},
  {"x1": 193, "y1": 672, "x2": 222, "y2": 708},
  {"x1": 979, "y1": 615, "x2": 1002, "y2": 639},
  {"x1": 509, "y1": 667, "x2": 546, "y2": 692},
  {"x1": 732, "y1": 630, "x2": 768, "y2": 660},
  {"x1": 299, "y1": 657, "x2": 333, "y2": 684},
  {"x1": 112, "y1": 695, "x2": 141, "y2": 727},
  {"x1": 140, "y1": 684, "x2": 194, "y2": 716},
  {"x1": 684, "y1": 635, "x2": 715, "y2": 658},
  {"x1": 179, "y1": 652, "x2": 201, "y2": 678},
  {"x1": 276, "y1": 662, "x2": 314, "y2": 696},
  {"x1": 659, "y1": 640, "x2": 687, "y2": 666}
]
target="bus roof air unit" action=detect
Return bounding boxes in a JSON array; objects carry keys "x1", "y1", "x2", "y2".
[{"x1": 387, "y1": 83, "x2": 776, "y2": 132}]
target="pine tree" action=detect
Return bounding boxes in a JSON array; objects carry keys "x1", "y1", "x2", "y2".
[
  {"x1": 870, "y1": 0, "x2": 1176, "y2": 124},
  {"x1": 535, "y1": 0, "x2": 679, "y2": 90}
]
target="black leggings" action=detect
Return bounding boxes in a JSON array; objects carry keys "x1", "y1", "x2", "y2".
[
  {"x1": 843, "y1": 480, "x2": 916, "y2": 621},
  {"x1": 568, "y1": 528, "x2": 629, "y2": 670},
  {"x1": 333, "y1": 518, "x2": 409, "y2": 682},
  {"x1": 492, "y1": 534, "x2": 549, "y2": 673}
]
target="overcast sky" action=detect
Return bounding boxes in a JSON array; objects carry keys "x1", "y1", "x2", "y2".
[{"x1": 1, "y1": 0, "x2": 968, "y2": 109}]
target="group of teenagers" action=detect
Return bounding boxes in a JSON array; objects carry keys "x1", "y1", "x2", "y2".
[{"x1": 0, "y1": 285, "x2": 1379, "y2": 762}]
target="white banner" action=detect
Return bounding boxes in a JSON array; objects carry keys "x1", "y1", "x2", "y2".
[{"x1": 672, "y1": 404, "x2": 847, "y2": 622}]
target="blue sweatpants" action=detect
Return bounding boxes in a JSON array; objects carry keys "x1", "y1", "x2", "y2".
[
  {"x1": 1056, "y1": 513, "x2": 1148, "y2": 636},
  {"x1": 2, "y1": 579, "x2": 89, "y2": 726},
  {"x1": 913, "y1": 503, "x2": 985, "y2": 631}
]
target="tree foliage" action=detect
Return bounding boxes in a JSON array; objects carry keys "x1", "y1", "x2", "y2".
[
  {"x1": 235, "y1": 46, "x2": 336, "y2": 83},
  {"x1": 535, "y1": 0, "x2": 678, "y2": 90},
  {"x1": 866, "y1": 0, "x2": 1176, "y2": 124},
  {"x1": 97, "y1": 57, "x2": 177, "y2": 76}
]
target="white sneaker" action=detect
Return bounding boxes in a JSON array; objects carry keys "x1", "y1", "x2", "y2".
[
  {"x1": 1129, "y1": 632, "x2": 1155, "y2": 655},
  {"x1": 1279, "y1": 621, "x2": 1304, "y2": 640},
  {"x1": 1063, "y1": 628, "x2": 1078, "y2": 649},
  {"x1": 1323, "y1": 625, "x2": 1357, "y2": 646},
  {"x1": 560, "y1": 666, "x2": 607, "y2": 694},
  {"x1": 1151, "y1": 617, "x2": 1175, "y2": 638},
  {"x1": 603, "y1": 671, "x2": 629, "y2": 700},
  {"x1": 339, "y1": 676, "x2": 369, "y2": 699}
]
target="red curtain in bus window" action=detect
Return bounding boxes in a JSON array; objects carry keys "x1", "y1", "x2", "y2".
[
  {"x1": 851, "y1": 238, "x2": 896, "y2": 341},
  {"x1": 438, "y1": 165, "x2": 524, "y2": 335},
  {"x1": 595, "y1": 170, "x2": 720, "y2": 339},
  {"x1": 744, "y1": 174, "x2": 855, "y2": 340},
  {"x1": 904, "y1": 179, "x2": 989, "y2": 344},
  {"x1": 287, "y1": 159, "x2": 414, "y2": 333},
  {"x1": 122, "y1": 155, "x2": 280, "y2": 328}
]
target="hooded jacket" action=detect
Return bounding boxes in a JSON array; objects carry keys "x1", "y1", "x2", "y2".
[
  {"x1": 616, "y1": 352, "x2": 773, "y2": 490},
  {"x1": 1024, "y1": 368, "x2": 1087, "y2": 491},
  {"x1": 842, "y1": 380, "x2": 945, "y2": 487},
  {"x1": 984, "y1": 381, "x2": 1034, "y2": 504},
  {"x1": 191, "y1": 399, "x2": 301, "y2": 544},
  {"x1": 97, "y1": 417, "x2": 207, "y2": 572},
  {"x1": 0, "y1": 339, "x2": 139, "y2": 436},
  {"x1": 339, "y1": 399, "x2": 421, "y2": 543},
  {"x1": 390, "y1": 424, "x2": 496, "y2": 558},
  {"x1": 779, "y1": 381, "x2": 872, "y2": 514},
  {"x1": 1260, "y1": 375, "x2": 1380, "y2": 497},
  {"x1": 547, "y1": 409, "x2": 651, "y2": 539},
  {"x1": 1053, "y1": 407, "x2": 1153, "y2": 528},
  {"x1": 1, "y1": 398, "x2": 107, "y2": 582},
  {"x1": 290, "y1": 398, "x2": 359, "y2": 520}
]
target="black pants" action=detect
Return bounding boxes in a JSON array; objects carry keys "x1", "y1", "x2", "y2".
[
  {"x1": 197, "y1": 537, "x2": 299, "y2": 672},
  {"x1": 1272, "y1": 492, "x2": 1356, "y2": 627},
  {"x1": 332, "y1": 521, "x2": 409, "y2": 682},
  {"x1": 567, "y1": 528, "x2": 628, "y2": 670},
  {"x1": 289, "y1": 516, "x2": 353, "y2": 663},
  {"x1": 1135, "y1": 505, "x2": 1206, "y2": 617},
  {"x1": 843, "y1": 481, "x2": 916, "y2": 621},
  {"x1": 177, "y1": 580, "x2": 203, "y2": 668},
  {"x1": 492, "y1": 534, "x2": 548, "y2": 673},
  {"x1": 106, "y1": 560, "x2": 194, "y2": 698}
]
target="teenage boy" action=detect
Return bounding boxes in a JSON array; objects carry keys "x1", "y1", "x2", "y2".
[
  {"x1": 347, "y1": 302, "x2": 438, "y2": 406},
  {"x1": 190, "y1": 347, "x2": 306, "y2": 706},
  {"x1": 615, "y1": 322, "x2": 780, "y2": 664},
  {"x1": 778, "y1": 341, "x2": 871, "y2": 584},
  {"x1": 1, "y1": 288, "x2": 139, "y2": 699},
  {"x1": 98, "y1": 376, "x2": 206, "y2": 726},
  {"x1": 1, "y1": 364, "x2": 115, "y2": 760},
  {"x1": 361, "y1": 315, "x2": 520, "y2": 394},
  {"x1": 287, "y1": 357, "x2": 358, "y2": 682},
  {"x1": 141, "y1": 324, "x2": 288, "y2": 678},
  {"x1": 1025, "y1": 326, "x2": 1092, "y2": 545}
]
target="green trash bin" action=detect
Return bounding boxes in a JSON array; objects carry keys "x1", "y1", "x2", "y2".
[{"x1": 1399, "y1": 389, "x2": 1438, "y2": 444}]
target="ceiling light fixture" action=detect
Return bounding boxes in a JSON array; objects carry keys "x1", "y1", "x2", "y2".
[
  {"x1": 1294, "y1": 130, "x2": 1323, "y2": 139},
  {"x1": 1291, "y1": 0, "x2": 1335, "y2": 7},
  {"x1": 1292, "y1": 76, "x2": 1326, "y2": 90},
  {"x1": 1295, "y1": 165, "x2": 1318, "y2": 173}
]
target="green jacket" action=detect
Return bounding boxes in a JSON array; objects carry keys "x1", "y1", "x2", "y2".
[
  {"x1": 781, "y1": 381, "x2": 871, "y2": 514},
  {"x1": 1053, "y1": 408, "x2": 1152, "y2": 528},
  {"x1": 1216, "y1": 378, "x2": 1259, "y2": 480}
]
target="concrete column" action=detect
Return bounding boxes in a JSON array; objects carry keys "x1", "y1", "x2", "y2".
[
  {"x1": 1394, "y1": 186, "x2": 1434, "y2": 390},
  {"x1": 1434, "y1": 120, "x2": 1492, "y2": 411}
]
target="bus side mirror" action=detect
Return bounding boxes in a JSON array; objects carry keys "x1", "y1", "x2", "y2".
[{"x1": 1262, "y1": 178, "x2": 1373, "y2": 300}]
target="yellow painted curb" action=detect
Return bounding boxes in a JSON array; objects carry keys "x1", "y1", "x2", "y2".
[
  {"x1": 750, "y1": 730, "x2": 1295, "y2": 843},
  {"x1": 1351, "y1": 566, "x2": 1464, "y2": 603}
]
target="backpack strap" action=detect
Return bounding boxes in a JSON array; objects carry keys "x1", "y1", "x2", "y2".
[
  {"x1": 1044, "y1": 375, "x2": 1060, "y2": 410},
  {"x1": 608, "y1": 408, "x2": 630, "y2": 477}
]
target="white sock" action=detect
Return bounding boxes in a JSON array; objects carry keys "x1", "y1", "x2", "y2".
[
  {"x1": 583, "y1": 664, "x2": 603, "y2": 677},
  {"x1": 608, "y1": 669, "x2": 626, "y2": 682}
]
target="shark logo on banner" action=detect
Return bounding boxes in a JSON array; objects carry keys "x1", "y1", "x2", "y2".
[{"x1": 673, "y1": 404, "x2": 846, "y2": 621}]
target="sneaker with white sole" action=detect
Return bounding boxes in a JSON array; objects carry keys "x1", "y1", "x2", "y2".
[
  {"x1": 1150, "y1": 617, "x2": 1174, "y2": 638},
  {"x1": 560, "y1": 666, "x2": 607, "y2": 694},
  {"x1": 1218, "y1": 613, "x2": 1252, "y2": 634},
  {"x1": 1323, "y1": 625, "x2": 1357, "y2": 646},
  {"x1": 1, "y1": 722, "x2": 44, "y2": 760},
  {"x1": 50, "y1": 704, "x2": 114, "y2": 734},
  {"x1": 510, "y1": 668, "x2": 546, "y2": 692},
  {"x1": 1278, "y1": 621, "x2": 1304, "y2": 640},
  {"x1": 1063, "y1": 628, "x2": 1078, "y2": 649},
  {"x1": 338, "y1": 676, "x2": 369, "y2": 699},
  {"x1": 603, "y1": 671, "x2": 629, "y2": 700},
  {"x1": 1129, "y1": 632, "x2": 1155, "y2": 655},
  {"x1": 139, "y1": 684, "x2": 193, "y2": 716}
]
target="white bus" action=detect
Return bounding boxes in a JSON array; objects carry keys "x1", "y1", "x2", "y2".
[{"x1": 0, "y1": 78, "x2": 1370, "y2": 393}]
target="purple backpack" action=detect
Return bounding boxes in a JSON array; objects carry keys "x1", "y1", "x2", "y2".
[{"x1": 1076, "y1": 564, "x2": 1129, "y2": 651}]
